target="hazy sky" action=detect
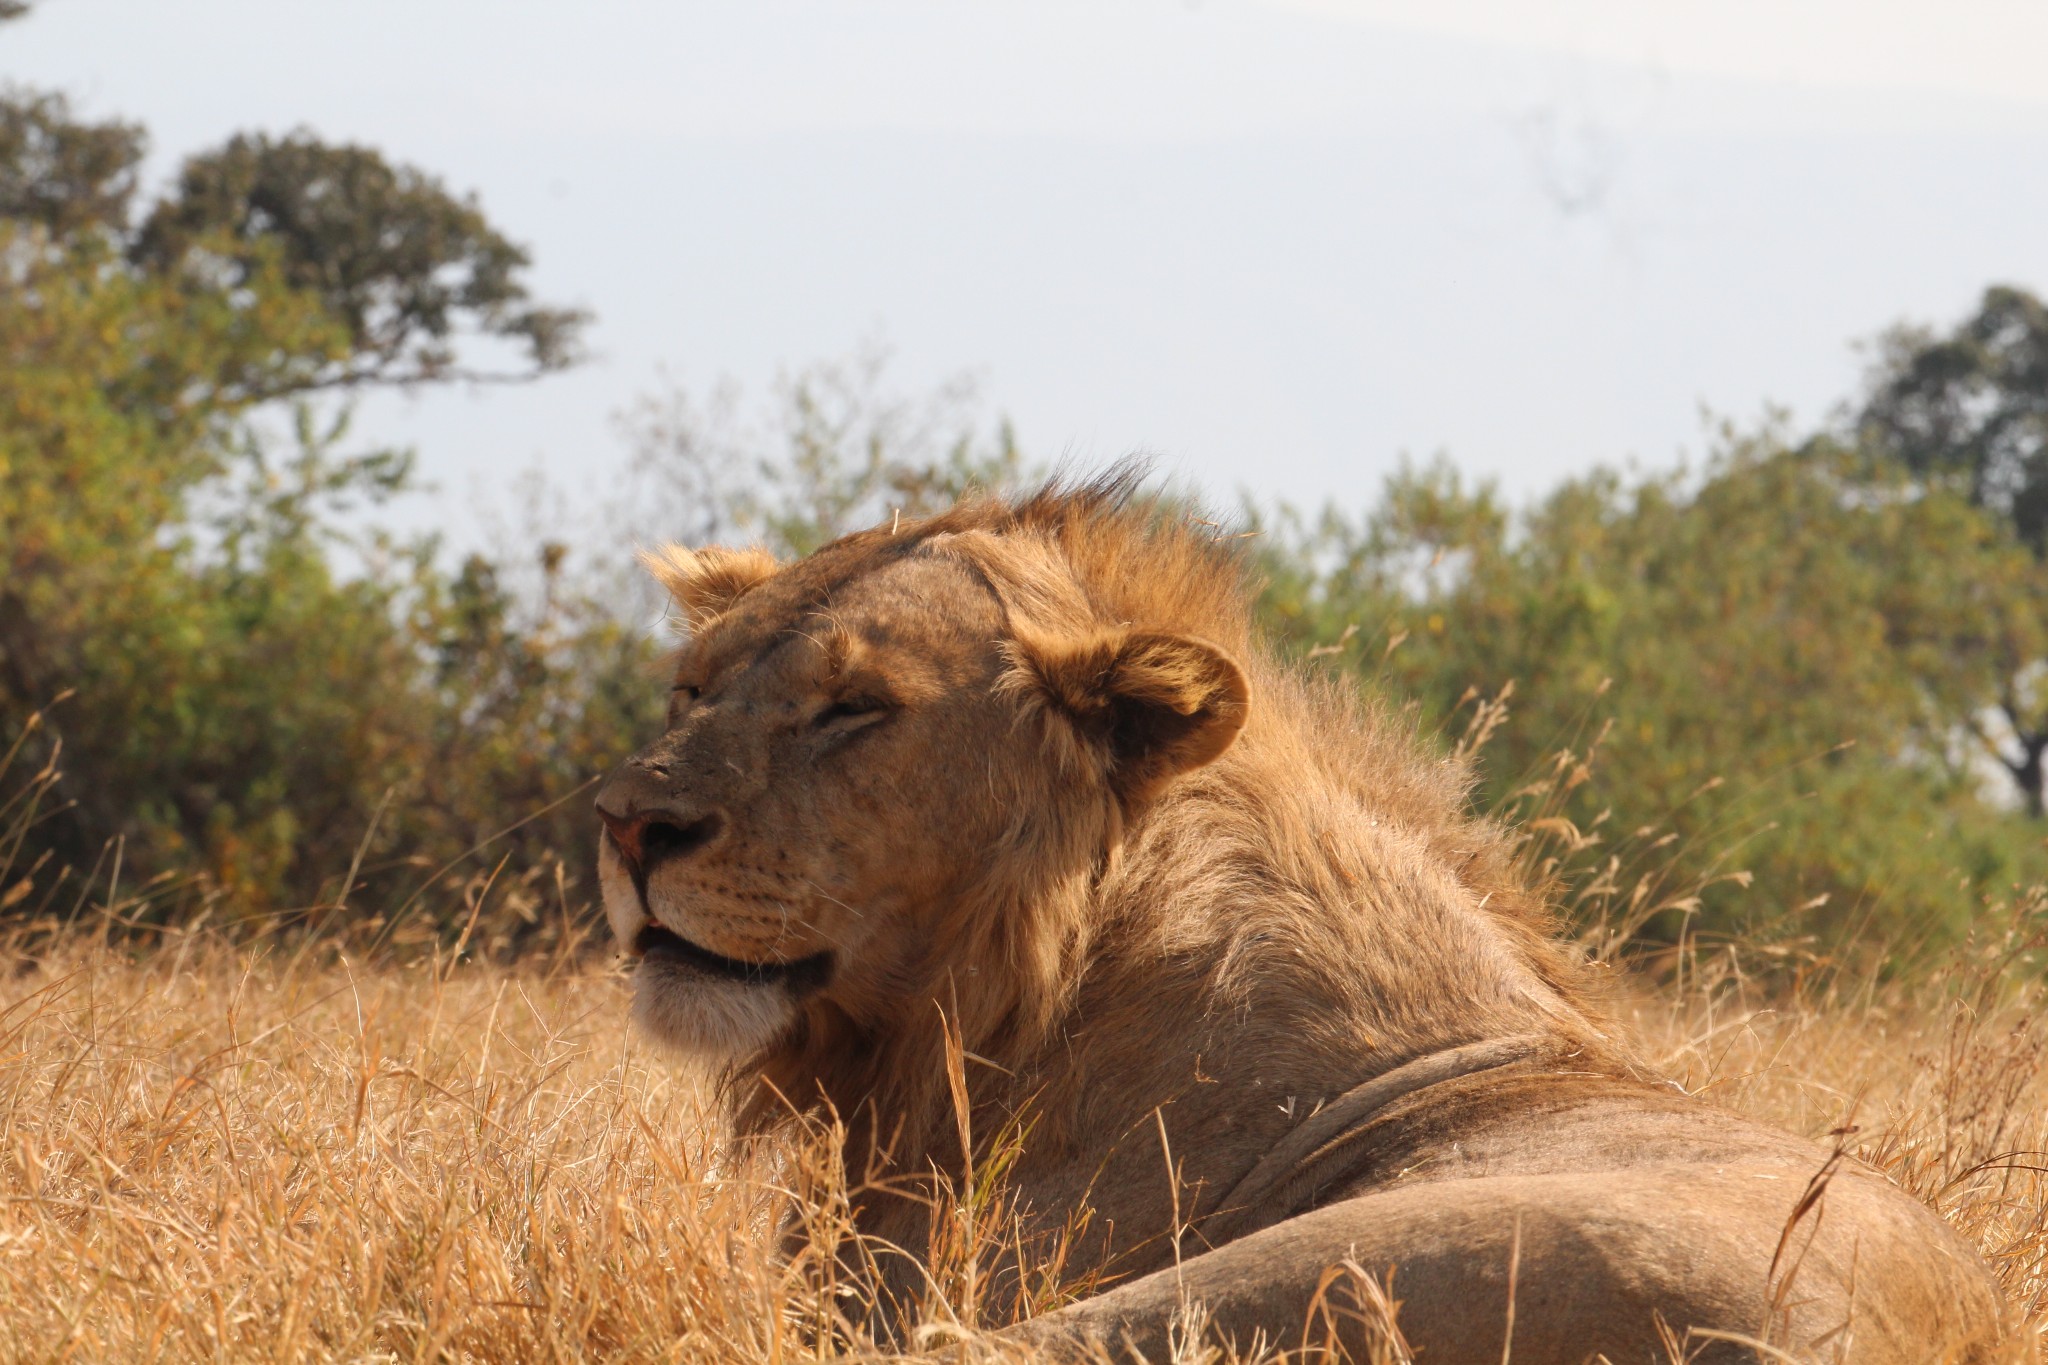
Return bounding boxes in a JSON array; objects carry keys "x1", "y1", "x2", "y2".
[{"x1": 7, "y1": 0, "x2": 2048, "y2": 542}]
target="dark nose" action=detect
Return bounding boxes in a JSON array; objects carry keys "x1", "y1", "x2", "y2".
[
  {"x1": 595, "y1": 757, "x2": 727, "y2": 873},
  {"x1": 595, "y1": 802, "x2": 725, "y2": 873}
]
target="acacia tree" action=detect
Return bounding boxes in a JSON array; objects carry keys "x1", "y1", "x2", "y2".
[{"x1": 1857, "y1": 285, "x2": 2048, "y2": 814}]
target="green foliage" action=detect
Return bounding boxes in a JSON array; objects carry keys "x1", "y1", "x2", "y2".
[
  {"x1": 1856, "y1": 285, "x2": 2048, "y2": 815},
  {"x1": 1257, "y1": 429, "x2": 2048, "y2": 942},
  {"x1": 0, "y1": 90, "x2": 142, "y2": 238},
  {"x1": 0, "y1": 86, "x2": 623, "y2": 934},
  {"x1": 134, "y1": 133, "x2": 587, "y2": 388},
  {"x1": 1859, "y1": 285, "x2": 2048, "y2": 553}
]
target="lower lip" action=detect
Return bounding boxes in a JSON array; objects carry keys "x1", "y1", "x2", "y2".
[{"x1": 634, "y1": 924, "x2": 833, "y2": 994}]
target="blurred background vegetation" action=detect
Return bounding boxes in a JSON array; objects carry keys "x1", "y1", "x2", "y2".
[{"x1": 1, "y1": 25, "x2": 2043, "y2": 957}]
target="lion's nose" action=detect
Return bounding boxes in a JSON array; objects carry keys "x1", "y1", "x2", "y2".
[{"x1": 595, "y1": 802, "x2": 725, "y2": 873}]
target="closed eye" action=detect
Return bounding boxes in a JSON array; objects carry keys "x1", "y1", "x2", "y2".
[{"x1": 813, "y1": 696, "x2": 892, "y2": 729}]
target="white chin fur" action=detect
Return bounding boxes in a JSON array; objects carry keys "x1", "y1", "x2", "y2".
[{"x1": 630, "y1": 959, "x2": 795, "y2": 1059}]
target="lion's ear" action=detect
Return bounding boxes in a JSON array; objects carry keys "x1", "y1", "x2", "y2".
[
  {"x1": 639, "y1": 544, "x2": 779, "y2": 624},
  {"x1": 1015, "y1": 628, "x2": 1249, "y2": 806}
]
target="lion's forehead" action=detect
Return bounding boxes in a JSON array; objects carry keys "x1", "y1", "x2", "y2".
[{"x1": 687, "y1": 552, "x2": 1008, "y2": 693}]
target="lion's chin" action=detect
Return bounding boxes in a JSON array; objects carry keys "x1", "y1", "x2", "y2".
[{"x1": 629, "y1": 955, "x2": 797, "y2": 1060}]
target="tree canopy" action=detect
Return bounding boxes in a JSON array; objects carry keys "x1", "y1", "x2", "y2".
[
  {"x1": 0, "y1": 83, "x2": 611, "y2": 932},
  {"x1": 1854, "y1": 285, "x2": 2048, "y2": 814},
  {"x1": 1859, "y1": 285, "x2": 2048, "y2": 554},
  {"x1": 0, "y1": 91, "x2": 143, "y2": 237},
  {"x1": 134, "y1": 133, "x2": 586, "y2": 389}
]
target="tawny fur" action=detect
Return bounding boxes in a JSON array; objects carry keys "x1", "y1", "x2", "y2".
[{"x1": 597, "y1": 469, "x2": 2020, "y2": 1363}]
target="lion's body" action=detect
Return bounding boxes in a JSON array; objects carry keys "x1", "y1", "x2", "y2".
[
  {"x1": 597, "y1": 473, "x2": 2019, "y2": 1362},
  {"x1": 1012, "y1": 1041, "x2": 2005, "y2": 1361}
]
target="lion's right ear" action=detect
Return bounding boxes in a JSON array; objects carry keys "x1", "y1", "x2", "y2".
[
  {"x1": 639, "y1": 544, "x2": 779, "y2": 625},
  {"x1": 1007, "y1": 627, "x2": 1250, "y2": 808}
]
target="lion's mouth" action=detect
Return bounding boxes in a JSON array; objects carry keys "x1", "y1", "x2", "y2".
[{"x1": 632, "y1": 923, "x2": 834, "y2": 995}]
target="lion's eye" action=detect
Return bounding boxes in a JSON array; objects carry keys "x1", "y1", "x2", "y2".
[
  {"x1": 813, "y1": 696, "x2": 891, "y2": 730},
  {"x1": 672, "y1": 684, "x2": 701, "y2": 701}
]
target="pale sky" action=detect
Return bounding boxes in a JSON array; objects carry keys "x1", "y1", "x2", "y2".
[{"x1": 6, "y1": 1, "x2": 2047, "y2": 544}]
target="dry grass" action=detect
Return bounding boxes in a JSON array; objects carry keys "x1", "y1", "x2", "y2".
[
  {"x1": 3, "y1": 708, "x2": 2045, "y2": 1362},
  {"x1": 0, "y1": 926, "x2": 786, "y2": 1364},
  {"x1": 0, "y1": 906, "x2": 2042, "y2": 1364}
]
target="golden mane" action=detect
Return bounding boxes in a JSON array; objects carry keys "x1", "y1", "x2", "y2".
[
  {"x1": 903, "y1": 464, "x2": 1569, "y2": 952},
  {"x1": 735, "y1": 467, "x2": 1600, "y2": 1173}
]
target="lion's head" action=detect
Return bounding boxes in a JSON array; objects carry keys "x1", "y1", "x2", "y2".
[
  {"x1": 595, "y1": 478, "x2": 1252, "y2": 1065},
  {"x1": 599, "y1": 472, "x2": 1622, "y2": 1306}
]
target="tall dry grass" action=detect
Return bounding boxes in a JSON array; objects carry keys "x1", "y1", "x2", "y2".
[
  {"x1": 0, "y1": 899, "x2": 2043, "y2": 1361},
  {"x1": 2, "y1": 709, "x2": 2046, "y2": 1362}
]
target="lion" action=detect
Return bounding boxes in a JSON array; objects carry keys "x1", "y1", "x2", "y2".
[{"x1": 595, "y1": 470, "x2": 2017, "y2": 1363}]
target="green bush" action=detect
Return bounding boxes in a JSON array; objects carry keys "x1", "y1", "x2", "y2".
[{"x1": 1254, "y1": 425, "x2": 2048, "y2": 942}]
